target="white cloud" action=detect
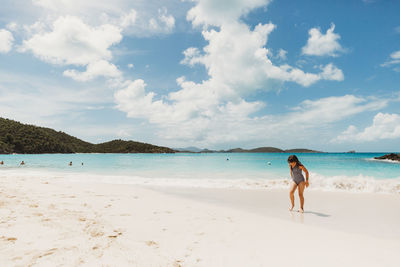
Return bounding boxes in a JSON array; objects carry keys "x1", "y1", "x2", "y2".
[
  {"x1": 114, "y1": 0, "x2": 347, "y2": 147},
  {"x1": 21, "y1": 16, "x2": 122, "y2": 81},
  {"x1": 63, "y1": 60, "x2": 122, "y2": 81},
  {"x1": 16, "y1": 2, "x2": 176, "y2": 82},
  {"x1": 334, "y1": 113, "x2": 400, "y2": 142},
  {"x1": 302, "y1": 23, "x2": 344, "y2": 57},
  {"x1": 22, "y1": 20, "x2": 48, "y2": 37},
  {"x1": 381, "y1": 50, "x2": 400, "y2": 68},
  {"x1": 31, "y1": 0, "x2": 176, "y2": 37},
  {"x1": 114, "y1": 76, "x2": 268, "y2": 146},
  {"x1": 115, "y1": 64, "x2": 383, "y2": 146},
  {"x1": 193, "y1": 94, "x2": 386, "y2": 147},
  {"x1": 127, "y1": 63, "x2": 134, "y2": 68},
  {"x1": 120, "y1": 9, "x2": 137, "y2": 28},
  {"x1": 114, "y1": 78, "x2": 256, "y2": 126},
  {"x1": 181, "y1": 21, "x2": 343, "y2": 91},
  {"x1": 392, "y1": 51, "x2": 400, "y2": 59},
  {"x1": 320, "y1": 63, "x2": 344, "y2": 81},
  {"x1": 277, "y1": 49, "x2": 287, "y2": 60},
  {"x1": 117, "y1": 129, "x2": 131, "y2": 138},
  {"x1": 119, "y1": 7, "x2": 175, "y2": 36},
  {"x1": 187, "y1": 0, "x2": 272, "y2": 27},
  {"x1": 115, "y1": 79, "x2": 168, "y2": 123},
  {"x1": 114, "y1": 81, "x2": 263, "y2": 144},
  {"x1": 6, "y1": 22, "x2": 18, "y2": 32},
  {"x1": 180, "y1": 47, "x2": 201, "y2": 66},
  {"x1": 0, "y1": 29, "x2": 14, "y2": 53},
  {"x1": 21, "y1": 16, "x2": 122, "y2": 66},
  {"x1": 288, "y1": 95, "x2": 387, "y2": 126},
  {"x1": 157, "y1": 7, "x2": 175, "y2": 31},
  {"x1": 32, "y1": 0, "x2": 136, "y2": 24}
]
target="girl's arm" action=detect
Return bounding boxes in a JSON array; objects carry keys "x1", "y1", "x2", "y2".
[
  {"x1": 300, "y1": 165, "x2": 309, "y2": 186},
  {"x1": 289, "y1": 165, "x2": 293, "y2": 178}
]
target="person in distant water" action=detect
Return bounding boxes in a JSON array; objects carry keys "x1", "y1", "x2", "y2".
[
  {"x1": 287, "y1": 155, "x2": 309, "y2": 213},
  {"x1": 20, "y1": 161, "x2": 25, "y2": 165},
  {"x1": 0, "y1": 160, "x2": 3, "y2": 165},
  {"x1": 81, "y1": 162, "x2": 84, "y2": 166},
  {"x1": 69, "y1": 161, "x2": 72, "y2": 166}
]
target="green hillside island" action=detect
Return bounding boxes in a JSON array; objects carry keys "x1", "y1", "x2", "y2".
[{"x1": 0, "y1": 118, "x2": 175, "y2": 154}]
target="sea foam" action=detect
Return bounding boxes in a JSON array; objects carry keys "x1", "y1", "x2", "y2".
[{"x1": 2, "y1": 169, "x2": 399, "y2": 194}]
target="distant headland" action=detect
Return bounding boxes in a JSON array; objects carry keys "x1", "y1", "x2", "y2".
[
  {"x1": 174, "y1": 147, "x2": 323, "y2": 153},
  {"x1": 1, "y1": 117, "x2": 321, "y2": 154}
]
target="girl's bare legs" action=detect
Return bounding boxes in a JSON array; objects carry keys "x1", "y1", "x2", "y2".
[
  {"x1": 297, "y1": 182, "x2": 306, "y2": 213},
  {"x1": 289, "y1": 182, "x2": 297, "y2": 211}
]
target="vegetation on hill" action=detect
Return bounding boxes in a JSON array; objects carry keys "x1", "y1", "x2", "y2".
[
  {"x1": 284, "y1": 148, "x2": 322, "y2": 153},
  {"x1": 0, "y1": 118, "x2": 174, "y2": 154},
  {"x1": 249, "y1": 147, "x2": 285, "y2": 153},
  {"x1": 93, "y1": 140, "x2": 174, "y2": 153}
]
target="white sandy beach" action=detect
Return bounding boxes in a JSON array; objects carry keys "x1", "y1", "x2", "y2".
[{"x1": 1, "y1": 173, "x2": 399, "y2": 267}]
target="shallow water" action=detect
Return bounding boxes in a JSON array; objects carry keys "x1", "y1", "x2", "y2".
[{"x1": 1, "y1": 153, "x2": 399, "y2": 193}]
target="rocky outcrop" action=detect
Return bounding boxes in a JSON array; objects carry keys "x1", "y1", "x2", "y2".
[{"x1": 374, "y1": 153, "x2": 400, "y2": 162}]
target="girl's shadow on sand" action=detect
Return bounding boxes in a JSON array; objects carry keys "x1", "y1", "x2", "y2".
[{"x1": 303, "y1": 211, "x2": 330, "y2": 217}]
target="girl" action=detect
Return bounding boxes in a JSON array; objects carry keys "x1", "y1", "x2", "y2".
[{"x1": 287, "y1": 155, "x2": 309, "y2": 213}]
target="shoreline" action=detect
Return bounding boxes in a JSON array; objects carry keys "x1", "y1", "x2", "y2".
[
  {"x1": 1, "y1": 173, "x2": 400, "y2": 266},
  {"x1": 1, "y1": 168, "x2": 400, "y2": 194}
]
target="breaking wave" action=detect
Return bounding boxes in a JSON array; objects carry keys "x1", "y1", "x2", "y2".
[{"x1": 2, "y1": 169, "x2": 400, "y2": 194}]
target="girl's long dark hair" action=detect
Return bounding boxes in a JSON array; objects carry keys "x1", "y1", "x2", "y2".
[{"x1": 287, "y1": 155, "x2": 303, "y2": 167}]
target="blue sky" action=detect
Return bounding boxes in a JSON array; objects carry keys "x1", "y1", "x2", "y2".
[{"x1": 0, "y1": 0, "x2": 399, "y2": 152}]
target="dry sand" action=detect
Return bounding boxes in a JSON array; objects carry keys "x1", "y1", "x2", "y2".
[{"x1": 0, "y1": 173, "x2": 399, "y2": 266}]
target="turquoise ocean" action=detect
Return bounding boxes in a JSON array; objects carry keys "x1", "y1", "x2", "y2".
[{"x1": 1, "y1": 153, "x2": 399, "y2": 193}]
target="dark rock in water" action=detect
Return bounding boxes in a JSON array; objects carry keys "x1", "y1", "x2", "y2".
[{"x1": 374, "y1": 153, "x2": 400, "y2": 162}]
